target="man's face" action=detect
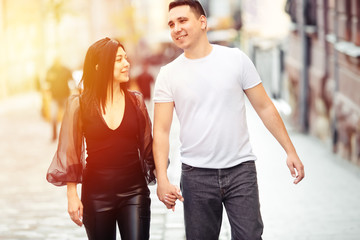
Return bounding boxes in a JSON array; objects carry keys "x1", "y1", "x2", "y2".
[{"x1": 168, "y1": 5, "x2": 204, "y2": 50}]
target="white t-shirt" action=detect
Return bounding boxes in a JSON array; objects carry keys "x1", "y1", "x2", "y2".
[{"x1": 154, "y1": 44, "x2": 261, "y2": 168}]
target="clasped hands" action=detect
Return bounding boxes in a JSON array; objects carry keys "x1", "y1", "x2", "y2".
[{"x1": 157, "y1": 181, "x2": 184, "y2": 211}]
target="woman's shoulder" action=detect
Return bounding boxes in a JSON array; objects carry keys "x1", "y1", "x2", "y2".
[
  {"x1": 127, "y1": 90, "x2": 144, "y2": 102},
  {"x1": 128, "y1": 90, "x2": 143, "y2": 97},
  {"x1": 127, "y1": 90, "x2": 147, "y2": 110}
]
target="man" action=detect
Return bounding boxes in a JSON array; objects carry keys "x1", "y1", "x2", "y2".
[{"x1": 153, "y1": 1, "x2": 305, "y2": 239}]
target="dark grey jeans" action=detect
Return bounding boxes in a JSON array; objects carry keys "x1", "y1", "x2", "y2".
[{"x1": 180, "y1": 161, "x2": 263, "y2": 240}]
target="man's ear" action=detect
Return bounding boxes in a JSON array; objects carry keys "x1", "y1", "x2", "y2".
[{"x1": 200, "y1": 15, "x2": 207, "y2": 30}]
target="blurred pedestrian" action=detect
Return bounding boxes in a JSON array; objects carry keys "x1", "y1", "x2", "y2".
[
  {"x1": 46, "y1": 37, "x2": 161, "y2": 240},
  {"x1": 136, "y1": 61, "x2": 154, "y2": 114},
  {"x1": 136, "y1": 61, "x2": 154, "y2": 102},
  {"x1": 45, "y1": 57, "x2": 72, "y2": 141},
  {"x1": 153, "y1": 1, "x2": 305, "y2": 240}
]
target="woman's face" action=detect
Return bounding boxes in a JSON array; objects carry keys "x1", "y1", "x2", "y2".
[{"x1": 113, "y1": 47, "x2": 130, "y2": 83}]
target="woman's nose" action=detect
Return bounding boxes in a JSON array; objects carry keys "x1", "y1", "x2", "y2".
[{"x1": 124, "y1": 59, "x2": 130, "y2": 67}]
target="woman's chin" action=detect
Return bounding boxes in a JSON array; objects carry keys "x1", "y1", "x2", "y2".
[{"x1": 115, "y1": 78, "x2": 129, "y2": 84}]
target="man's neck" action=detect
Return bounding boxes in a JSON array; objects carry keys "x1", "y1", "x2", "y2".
[{"x1": 184, "y1": 41, "x2": 213, "y2": 59}]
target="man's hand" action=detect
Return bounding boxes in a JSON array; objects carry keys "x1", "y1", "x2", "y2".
[
  {"x1": 286, "y1": 152, "x2": 305, "y2": 184},
  {"x1": 157, "y1": 180, "x2": 184, "y2": 211}
]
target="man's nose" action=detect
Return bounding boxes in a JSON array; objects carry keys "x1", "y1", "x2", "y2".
[{"x1": 174, "y1": 23, "x2": 181, "y2": 33}]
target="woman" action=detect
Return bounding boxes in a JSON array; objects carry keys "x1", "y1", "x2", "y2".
[{"x1": 46, "y1": 37, "x2": 169, "y2": 239}]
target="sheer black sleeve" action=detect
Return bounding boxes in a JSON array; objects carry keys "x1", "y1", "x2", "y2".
[
  {"x1": 129, "y1": 91, "x2": 156, "y2": 185},
  {"x1": 46, "y1": 95, "x2": 85, "y2": 186}
]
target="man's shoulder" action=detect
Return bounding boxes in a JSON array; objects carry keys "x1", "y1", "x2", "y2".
[
  {"x1": 213, "y1": 44, "x2": 244, "y2": 56},
  {"x1": 161, "y1": 53, "x2": 184, "y2": 70}
]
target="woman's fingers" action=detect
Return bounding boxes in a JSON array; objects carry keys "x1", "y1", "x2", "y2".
[
  {"x1": 69, "y1": 210, "x2": 83, "y2": 226},
  {"x1": 68, "y1": 197, "x2": 83, "y2": 227}
]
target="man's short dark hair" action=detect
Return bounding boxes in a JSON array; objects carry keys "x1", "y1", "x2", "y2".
[{"x1": 169, "y1": 0, "x2": 206, "y2": 18}]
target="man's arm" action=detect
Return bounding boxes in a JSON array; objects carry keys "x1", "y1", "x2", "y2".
[
  {"x1": 153, "y1": 102, "x2": 184, "y2": 210},
  {"x1": 245, "y1": 83, "x2": 305, "y2": 184}
]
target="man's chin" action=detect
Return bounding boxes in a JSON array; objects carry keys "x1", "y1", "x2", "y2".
[{"x1": 174, "y1": 42, "x2": 188, "y2": 50}]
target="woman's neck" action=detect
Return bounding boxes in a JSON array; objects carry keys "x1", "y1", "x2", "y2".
[{"x1": 107, "y1": 83, "x2": 123, "y2": 103}]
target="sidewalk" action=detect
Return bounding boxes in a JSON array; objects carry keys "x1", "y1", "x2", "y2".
[{"x1": 0, "y1": 92, "x2": 359, "y2": 240}]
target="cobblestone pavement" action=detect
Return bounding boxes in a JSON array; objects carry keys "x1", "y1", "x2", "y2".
[{"x1": 1, "y1": 92, "x2": 360, "y2": 240}]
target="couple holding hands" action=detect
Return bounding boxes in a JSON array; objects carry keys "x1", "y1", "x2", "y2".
[{"x1": 47, "y1": 1, "x2": 304, "y2": 239}]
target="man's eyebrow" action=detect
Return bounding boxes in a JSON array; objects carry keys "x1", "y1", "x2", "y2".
[{"x1": 168, "y1": 16, "x2": 188, "y2": 26}]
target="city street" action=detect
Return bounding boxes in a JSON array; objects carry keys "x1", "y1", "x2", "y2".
[{"x1": 1, "y1": 91, "x2": 360, "y2": 240}]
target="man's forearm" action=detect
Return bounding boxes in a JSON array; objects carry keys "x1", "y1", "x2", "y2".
[
  {"x1": 153, "y1": 132, "x2": 171, "y2": 183},
  {"x1": 258, "y1": 103, "x2": 296, "y2": 155}
]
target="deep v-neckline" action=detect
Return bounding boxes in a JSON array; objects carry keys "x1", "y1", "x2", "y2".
[{"x1": 100, "y1": 94, "x2": 126, "y2": 131}]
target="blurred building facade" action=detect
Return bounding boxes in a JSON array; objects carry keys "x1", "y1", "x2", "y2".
[
  {"x1": 0, "y1": 0, "x2": 156, "y2": 100},
  {"x1": 284, "y1": 0, "x2": 360, "y2": 165},
  {"x1": 0, "y1": 0, "x2": 268, "y2": 100},
  {"x1": 239, "y1": 0, "x2": 291, "y2": 100}
]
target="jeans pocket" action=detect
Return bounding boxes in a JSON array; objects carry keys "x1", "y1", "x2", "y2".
[
  {"x1": 181, "y1": 163, "x2": 194, "y2": 172},
  {"x1": 242, "y1": 161, "x2": 256, "y2": 169}
]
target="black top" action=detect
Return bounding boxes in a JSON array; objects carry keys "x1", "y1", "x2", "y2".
[
  {"x1": 82, "y1": 93, "x2": 140, "y2": 171},
  {"x1": 46, "y1": 91, "x2": 156, "y2": 187}
]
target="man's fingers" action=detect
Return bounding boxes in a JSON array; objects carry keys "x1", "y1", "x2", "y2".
[
  {"x1": 287, "y1": 163, "x2": 296, "y2": 178},
  {"x1": 288, "y1": 160, "x2": 305, "y2": 184},
  {"x1": 174, "y1": 186, "x2": 184, "y2": 202},
  {"x1": 294, "y1": 165, "x2": 305, "y2": 184}
]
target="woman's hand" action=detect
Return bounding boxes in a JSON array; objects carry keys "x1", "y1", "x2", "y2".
[{"x1": 67, "y1": 183, "x2": 83, "y2": 227}]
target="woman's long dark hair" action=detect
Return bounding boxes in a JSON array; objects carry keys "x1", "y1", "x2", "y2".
[{"x1": 81, "y1": 37, "x2": 127, "y2": 114}]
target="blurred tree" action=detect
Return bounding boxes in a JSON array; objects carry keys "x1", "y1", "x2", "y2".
[{"x1": 110, "y1": 0, "x2": 146, "y2": 64}]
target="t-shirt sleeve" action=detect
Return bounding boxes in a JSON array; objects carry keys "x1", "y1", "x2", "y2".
[
  {"x1": 153, "y1": 67, "x2": 174, "y2": 103},
  {"x1": 239, "y1": 50, "x2": 262, "y2": 90}
]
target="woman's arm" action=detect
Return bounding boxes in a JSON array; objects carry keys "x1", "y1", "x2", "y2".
[
  {"x1": 46, "y1": 95, "x2": 85, "y2": 186},
  {"x1": 67, "y1": 182, "x2": 83, "y2": 226}
]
